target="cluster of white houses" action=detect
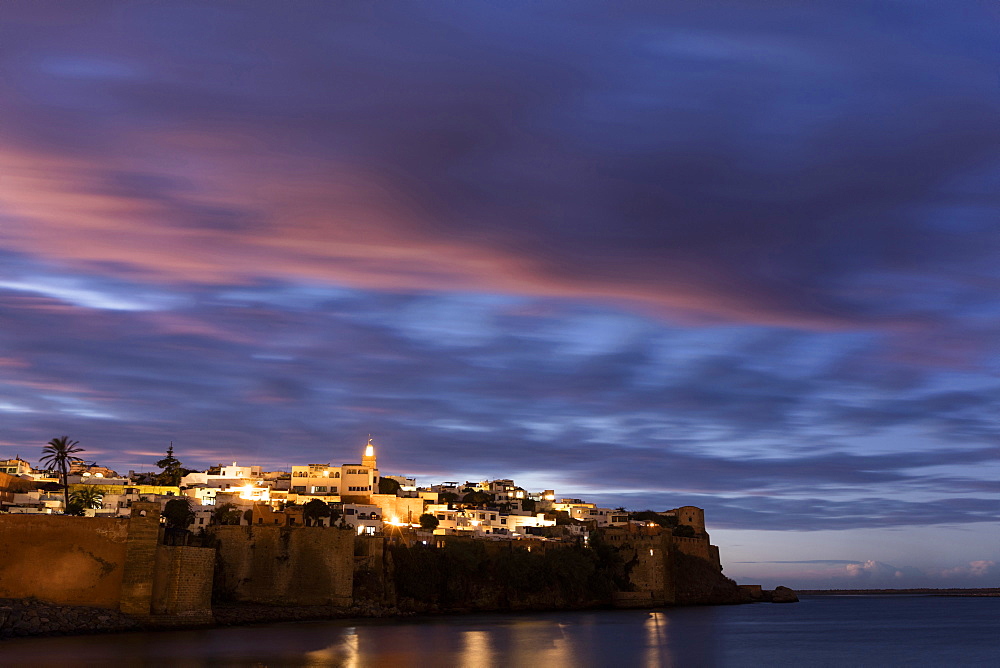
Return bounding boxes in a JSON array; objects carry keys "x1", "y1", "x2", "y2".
[{"x1": 0, "y1": 440, "x2": 634, "y2": 541}]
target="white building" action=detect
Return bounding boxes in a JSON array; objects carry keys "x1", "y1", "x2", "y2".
[{"x1": 290, "y1": 440, "x2": 380, "y2": 500}]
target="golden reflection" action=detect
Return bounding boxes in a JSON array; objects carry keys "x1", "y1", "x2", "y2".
[
  {"x1": 645, "y1": 612, "x2": 671, "y2": 668},
  {"x1": 494, "y1": 619, "x2": 584, "y2": 668},
  {"x1": 303, "y1": 628, "x2": 359, "y2": 667},
  {"x1": 461, "y1": 630, "x2": 496, "y2": 667}
]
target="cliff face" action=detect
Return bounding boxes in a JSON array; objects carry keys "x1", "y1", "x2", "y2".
[
  {"x1": 365, "y1": 532, "x2": 747, "y2": 613},
  {"x1": 671, "y1": 552, "x2": 748, "y2": 605},
  {"x1": 385, "y1": 539, "x2": 628, "y2": 613}
]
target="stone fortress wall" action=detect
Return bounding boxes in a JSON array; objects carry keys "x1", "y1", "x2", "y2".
[
  {"x1": 210, "y1": 524, "x2": 354, "y2": 606},
  {"x1": 0, "y1": 513, "x2": 129, "y2": 608},
  {"x1": 0, "y1": 502, "x2": 726, "y2": 625},
  {"x1": 0, "y1": 502, "x2": 213, "y2": 621}
]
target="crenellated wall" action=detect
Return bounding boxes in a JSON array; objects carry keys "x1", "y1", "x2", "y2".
[{"x1": 673, "y1": 534, "x2": 711, "y2": 561}]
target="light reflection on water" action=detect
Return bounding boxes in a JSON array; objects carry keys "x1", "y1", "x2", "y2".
[
  {"x1": 1, "y1": 597, "x2": 997, "y2": 667},
  {"x1": 645, "y1": 611, "x2": 667, "y2": 667}
]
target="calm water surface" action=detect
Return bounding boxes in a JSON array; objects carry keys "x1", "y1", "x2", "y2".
[{"x1": 2, "y1": 596, "x2": 997, "y2": 667}]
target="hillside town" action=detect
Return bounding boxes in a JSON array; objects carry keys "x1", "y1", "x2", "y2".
[
  {"x1": 1, "y1": 435, "x2": 782, "y2": 643},
  {"x1": 0, "y1": 437, "x2": 703, "y2": 544}
]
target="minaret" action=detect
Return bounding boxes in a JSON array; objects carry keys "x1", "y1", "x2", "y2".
[{"x1": 362, "y1": 435, "x2": 377, "y2": 470}]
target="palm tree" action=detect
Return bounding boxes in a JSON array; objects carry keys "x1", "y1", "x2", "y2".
[
  {"x1": 68, "y1": 486, "x2": 104, "y2": 516},
  {"x1": 40, "y1": 436, "x2": 85, "y2": 514}
]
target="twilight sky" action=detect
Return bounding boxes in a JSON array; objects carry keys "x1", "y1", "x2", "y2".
[{"x1": 1, "y1": 1, "x2": 997, "y2": 588}]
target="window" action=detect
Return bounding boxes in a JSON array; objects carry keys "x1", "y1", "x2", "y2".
[
  {"x1": 334, "y1": 472, "x2": 340, "y2": 478},
  {"x1": 293, "y1": 486, "x2": 305, "y2": 493}
]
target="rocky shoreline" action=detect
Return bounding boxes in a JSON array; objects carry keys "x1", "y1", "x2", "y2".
[
  {"x1": 0, "y1": 599, "x2": 141, "y2": 639},
  {"x1": 1, "y1": 590, "x2": 797, "y2": 641}
]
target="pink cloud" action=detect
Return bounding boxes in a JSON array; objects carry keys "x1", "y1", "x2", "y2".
[{"x1": 0, "y1": 142, "x2": 860, "y2": 330}]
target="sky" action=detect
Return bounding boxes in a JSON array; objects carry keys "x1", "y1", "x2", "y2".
[{"x1": 0, "y1": 1, "x2": 997, "y2": 589}]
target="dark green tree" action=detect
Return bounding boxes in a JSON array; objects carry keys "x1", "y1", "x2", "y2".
[
  {"x1": 162, "y1": 497, "x2": 195, "y2": 529},
  {"x1": 521, "y1": 498, "x2": 537, "y2": 514},
  {"x1": 438, "y1": 491, "x2": 459, "y2": 505},
  {"x1": 378, "y1": 477, "x2": 402, "y2": 495},
  {"x1": 673, "y1": 524, "x2": 696, "y2": 537},
  {"x1": 461, "y1": 491, "x2": 492, "y2": 508},
  {"x1": 40, "y1": 436, "x2": 85, "y2": 513},
  {"x1": 211, "y1": 502, "x2": 243, "y2": 525},
  {"x1": 631, "y1": 510, "x2": 671, "y2": 527},
  {"x1": 155, "y1": 444, "x2": 183, "y2": 486},
  {"x1": 419, "y1": 513, "x2": 440, "y2": 532},
  {"x1": 303, "y1": 498, "x2": 332, "y2": 527}
]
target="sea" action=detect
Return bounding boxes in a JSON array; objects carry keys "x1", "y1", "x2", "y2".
[{"x1": 1, "y1": 595, "x2": 997, "y2": 667}]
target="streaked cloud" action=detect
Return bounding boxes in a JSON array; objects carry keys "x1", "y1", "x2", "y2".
[{"x1": 0, "y1": 1, "x2": 997, "y2": 585}]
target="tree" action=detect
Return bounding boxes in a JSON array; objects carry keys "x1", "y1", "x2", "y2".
[
  {"x1": 211, "y1": 502, "x2": 243, "y2": 525},
  {"x1": 673, "y1": 524, "x2": 696, "y2": 537},
  {"x1": 162, "y1": 497, "x2": 195, "y2": 529},
  {"x1": 438, "y1": 491, "x2": 459, "y2": 505},
  {"x1": 155, "y1": 444, "x2": 184, "y2": 486},
  {"x1": 40, "y1": 436, "x2": 85, "y2": 514},
  {"x1": 461, "y1": 491, "x2": 492, "y2": 508},
  {"x1": 521, "y1": 498, "x2": 537, "y2": 514},
  {"x1": 419, "y1": 513, "x2": 440, "y2": 532},
  {"x1": 69, "y1": 487, "x2": 104, "y2": 515},
  {"x1": 378, "y1": 477, "x2": 401, "y2": 495},
  {"x1": 303, "y1": 498, "x2": 332, "y2": 527}
]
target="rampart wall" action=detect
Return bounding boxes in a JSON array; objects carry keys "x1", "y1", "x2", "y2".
[
  {"x1": 152, "y1": 545, "x2": 215, "y2": 619},
  {"x1": 210, "y1": 525, "x2": 354, "y2": 606},
  {"x1": 0, "y1": 514, "x2": 129, "y2": 608},
  {"x1": 673, "y1": 535, "x2": 711, "y2": 561},
  {"x1": 0, "y1": 505, "x2": 214, "y2": 618}
]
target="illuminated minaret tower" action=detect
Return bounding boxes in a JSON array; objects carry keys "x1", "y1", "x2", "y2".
[{"x1": 362, "y1": 435, "x2": 377, "y2": 470}]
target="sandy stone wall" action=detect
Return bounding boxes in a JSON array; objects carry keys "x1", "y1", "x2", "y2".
[
  {"x1": 0, "y1": 506, "x2": 214, "y2": 619},
  {"x1": 625, "y1": 534, "x2": 674, "y2": 605},
  {"x1": 211, "y1": 525, "x2": 354, "y2": 606},
  {"x1": 0, "y1": 514, "x2": 129, "y2": 608},
  {"x1": 672, "y1": 534, "x2": 712, "y2": 561},
  {"x1": 152, "y1": 545, "x2": 215, "y2": 618}
]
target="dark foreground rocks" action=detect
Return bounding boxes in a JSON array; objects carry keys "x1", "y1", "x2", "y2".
[
  {"x1": 213, "y1": 601, "x2": 406, "y2": 626},
  {"x1": 0, "y1": 598, "x2": 140, "y2": 639},
  {"x1": 763, "y1": 586, "x2": 800, "y2": 603}
]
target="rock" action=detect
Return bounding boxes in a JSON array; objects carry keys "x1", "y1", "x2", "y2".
[{"x1": 771, "y1": 586, "x2": 799, "y2": 603}]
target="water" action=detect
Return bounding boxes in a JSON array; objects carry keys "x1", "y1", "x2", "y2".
[{"x1": 2, "y1": 596, "x2": 997, "y2": 667}]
